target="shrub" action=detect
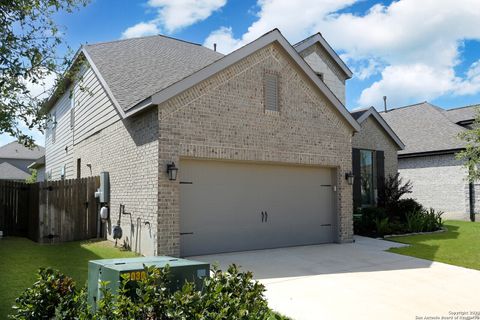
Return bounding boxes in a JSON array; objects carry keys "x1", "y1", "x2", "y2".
[
  {"x1": 406, "y1": 208, "x2": 444, "y2": 233},
  {"x1": 353, "y1": 206, "x2": 387, "y2": 236},
  {"x1": 374, "y1": 217, "x2": 391, "y2": 237},
  {"x1": 10, "y1": 265, "x2": 285, "y2": 320},
  {"x1": 9, "y1": 268, "x2": 78, "y2": 320},
  {"x1": 378, "y1": 173, "x2": 414, "y2": 221},
  {"x1": 396, "y1": 198, "x2": 424, "y2": 221}
]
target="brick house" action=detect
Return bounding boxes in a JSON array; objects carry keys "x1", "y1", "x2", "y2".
[
  {"x1": 381, "y1": 101, "x2": 479, "y2": 221},
  {"x1": 350, "y1": 107, "x2": 405, "y2": 209},
  {"x1": 43, "y1": 29, "x2": 364, "y2": 257}
]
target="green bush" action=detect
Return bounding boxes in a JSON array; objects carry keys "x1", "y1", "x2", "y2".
[
  {"x1": 374, "y1": 217, "x2": 391, "y2": 237},
  {"x1": 10, "y1": 265, "x2": 287, "y2": 320},
  {"x1": 353, "y1": 206, "x2": 387, "y2": 237},
  {"x1": 406, "y1": 208, "x2": 443, "y2": 233},
  {"x1": 396, "y1": 198, "x2": 424, "y2": 221},
  {"x1": 10, "y1": 268, "x2": 78, "y2": 320}
]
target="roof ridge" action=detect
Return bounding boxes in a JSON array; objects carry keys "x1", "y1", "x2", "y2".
[
  {"x1": 380, "y1": 101, "x2": 428, "y2": 113},
  {"x1": 447, "y1": 103, "x2": 480, "y2": 111},
  {"x1": 84, "y1": 33, "x2": 205, "y2": 49}
]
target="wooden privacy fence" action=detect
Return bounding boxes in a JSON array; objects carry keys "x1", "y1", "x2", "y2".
[
  {"x1": 0, "y1": 176, "x2": 100, "y2": 243},
  {"x1": 0, "y1": 181, "x2": 39, "y2": 241}
]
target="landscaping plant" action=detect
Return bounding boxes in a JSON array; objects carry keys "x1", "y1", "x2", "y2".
[
  {"x1": 9, "y1": 265, "x2": 288, "y2": 320},
  {"x1": 377, "y1": 173, "x2": 414, "y2": 221},
  {"x1": 405, "y1": 208, "x2": 443, "y2": 233}
]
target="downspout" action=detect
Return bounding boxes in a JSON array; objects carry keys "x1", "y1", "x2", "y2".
[
  {"x1": 469, "y1": 181, "x2": 475, "y2": 222},
  {"x1": 468, "y1": 161, "x2": 476, "y2": 222}
]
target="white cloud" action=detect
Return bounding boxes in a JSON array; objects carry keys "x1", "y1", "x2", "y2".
[
  {"x1": 122, "y1": 0, "x2": 226, "y2": 38},
  {"x1": 203, "y1": 0, "x2": 480, "y2": 108},
  {"x1": 122, "y1": 22, "x2": 159, "y2": 39},
  {"x1": 24, "y1": 72, "x2": 57, "y2": 99},
  {"x1": 203, "y1": 27, "x2": 242, "y2": 53},
  {"x1": 148, "y1": 0, "x2": 227, "y2": 33},
  {"x1": 358, "y1": 64, "x2": 456, "y2": 107}
]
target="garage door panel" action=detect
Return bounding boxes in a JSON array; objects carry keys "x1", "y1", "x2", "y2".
[{"x1": 180, "y1": 160, "x2": 336, "y2": 256}]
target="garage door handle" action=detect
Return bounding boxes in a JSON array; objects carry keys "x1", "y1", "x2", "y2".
[
  {"x1": 265, "y1": 211, "x2": 268, "y2": 222},
  {"x1": 261, "y1": 211, "x2": 264, "y2": 223},
  {"x1": 321, "y1": 224, "x2": 331, "y2": 227}
]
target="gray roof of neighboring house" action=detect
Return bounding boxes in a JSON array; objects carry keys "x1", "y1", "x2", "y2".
[
  {"x1": 444, "y1": 104, "x2": 480, "y2": 124},
  {"x1": 0, "y1": 141, "x2": 45, "y2": 160},
  {"x1": 28, "y1": 155, "x2": 45, "y2": 169},
  {"x1": 380, "y1": 102, "x2": 467, "y2": 155},
  {"x1": 83, "y1": 35, "x2": 224, "y2": 112},
  {"x1": 0, "y1": 162, "x2": 30, "y2": 180}
]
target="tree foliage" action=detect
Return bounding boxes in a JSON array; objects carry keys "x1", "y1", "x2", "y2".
[
  {"x1": 0, "y1": 0, "x2": 88, "y2": 147},
  {"x1": 457, "y1": 107, "x2": 480, "y2": 182}
]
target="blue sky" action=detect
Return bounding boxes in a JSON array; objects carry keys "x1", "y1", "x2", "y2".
[{"x1": 3, "y1": 0, "x2": 480, "y2": 146}]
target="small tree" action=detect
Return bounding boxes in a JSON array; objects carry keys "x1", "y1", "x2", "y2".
[
  {"x1": 457, "y1": 107, "x2": 480, "y2": 182},
  {"x1": 1, "y1": 0, "x2": 89, "y2": 147},
  {"x1": 378, "y1": 173, "x2": 413, "y2": 220},
  {"x1": 25, "y1": 169, "x2": 38, "y2": 184}
]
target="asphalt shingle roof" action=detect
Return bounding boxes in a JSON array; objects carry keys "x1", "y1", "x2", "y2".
[
  {"x1": 84, "y1": 35, "x2": 224, "y2": 112},
  {"x1": 380, "y1": 102, "x2": 467, "y2": 155},
  {"x1": 444, "y1": 104, "x2": 480, "y2": 124},
  {"x1": 0, "y1": 162, "x2": 30, "y2": 180},
  {"x1": 0, "y1": 141, "x2": 45, "y2": 160}
]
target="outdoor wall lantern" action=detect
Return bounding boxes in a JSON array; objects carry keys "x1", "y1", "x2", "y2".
[
  {"x1": 167, "y1": 162, "x2": 178, "y2": 181},
  {"x1": 345, "y1": 171, "x2": 355, "y2": 185}
]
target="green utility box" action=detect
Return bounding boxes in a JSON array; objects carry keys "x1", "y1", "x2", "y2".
[{"x1": 87, "y1": 256, "x2": 209, "y2": 308}]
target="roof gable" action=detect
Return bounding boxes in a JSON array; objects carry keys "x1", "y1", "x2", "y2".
[
  {"x1": 381, "y1": 102, "x2": 467, "y2": 155},
  {"x1": 146, "y1": 29, "x2": 360, "y2": 131},
  {"x1": 294, "y1": 33, "x2": 352, "y2": 79},
  {"x1": 352, "y1": 107, "x2": 405, "y2": 150}
]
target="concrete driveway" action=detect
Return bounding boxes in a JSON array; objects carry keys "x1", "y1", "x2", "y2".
[{"x1": 190, "y1": 236, "x2": 480, "y2": 320}]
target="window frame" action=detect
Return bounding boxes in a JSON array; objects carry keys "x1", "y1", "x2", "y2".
[{"x1": 359, "y1": 149, "x2": 377, "y2": 207}]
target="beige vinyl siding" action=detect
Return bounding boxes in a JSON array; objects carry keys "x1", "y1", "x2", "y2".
[
  {"x1": 73, "y1": 67, "x2": 121, "y2": 144},
  {"x1": 45, "y1": 65, "x2": 121, "y2": 180},
  {"x1": 45, "y1": 91, "x2": 74, "y2": 180}
]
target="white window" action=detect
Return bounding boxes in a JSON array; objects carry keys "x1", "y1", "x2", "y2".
[
  {"x1": 264, "y1": 72, "x2": 279, "y2": 112},
  {"x1": 60, "y1": 164, "x2": 66, "y2": 179},
  {"x1": 70, "y1": 90, "x2": 75, "y2": 129},
  {"x1": 51, "y1": 112, "x2": 57, "y2": 129}
]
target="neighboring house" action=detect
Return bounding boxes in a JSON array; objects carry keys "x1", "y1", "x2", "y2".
[
  {"x1": 0, "y1": 141, "x2": 45, "y2": 181},
  {"x1": 381, "y1": 101, "x2": 478, "y2": 221},
  {"x1": 351, "y1": 107, "x2": 405, "y2": 209},
  {"x1": 28, "y1": 156, "x2": 46, "y2": 182},
  {"x1": 43, "y1": 29, "x2": 361, "y2": 257}
]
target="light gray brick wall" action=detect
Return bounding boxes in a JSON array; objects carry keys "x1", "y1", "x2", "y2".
[
  {"x1": 72, "y1": 109, "x2": 159, "y2": 256},
  {"x1": 352, "y1": 116, "x2": 399, "y2": 178},
  {"x1": 157, "y1": 43, "x2": 355, "y2": 256},
  {"x1": 398, "y1": 154, "x2": 469, "y2": 220},
  {"x1": 299, "y1": 43, "x2": 347, "y2": 105}
]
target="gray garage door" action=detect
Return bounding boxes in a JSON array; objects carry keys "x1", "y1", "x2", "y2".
[{"x1": 179, "y1": 160, "x2": 336, "y2": 257}]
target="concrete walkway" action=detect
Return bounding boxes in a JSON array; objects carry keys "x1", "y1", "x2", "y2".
[{"x1": 190, "y1": 237, "x2": 480, "y2": 320}]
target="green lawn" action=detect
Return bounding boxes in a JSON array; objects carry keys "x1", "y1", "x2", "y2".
[
  {"x1": 388, "y1": 220, "x2": 480, "y2": 270},
  {"x1": 0, "y1": 237, "x2": 137, "y2": 318}
]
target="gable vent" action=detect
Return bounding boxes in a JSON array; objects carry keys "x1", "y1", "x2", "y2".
[{"x1": 264, "y1": 73, "x2": 279, "y2": 112}]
